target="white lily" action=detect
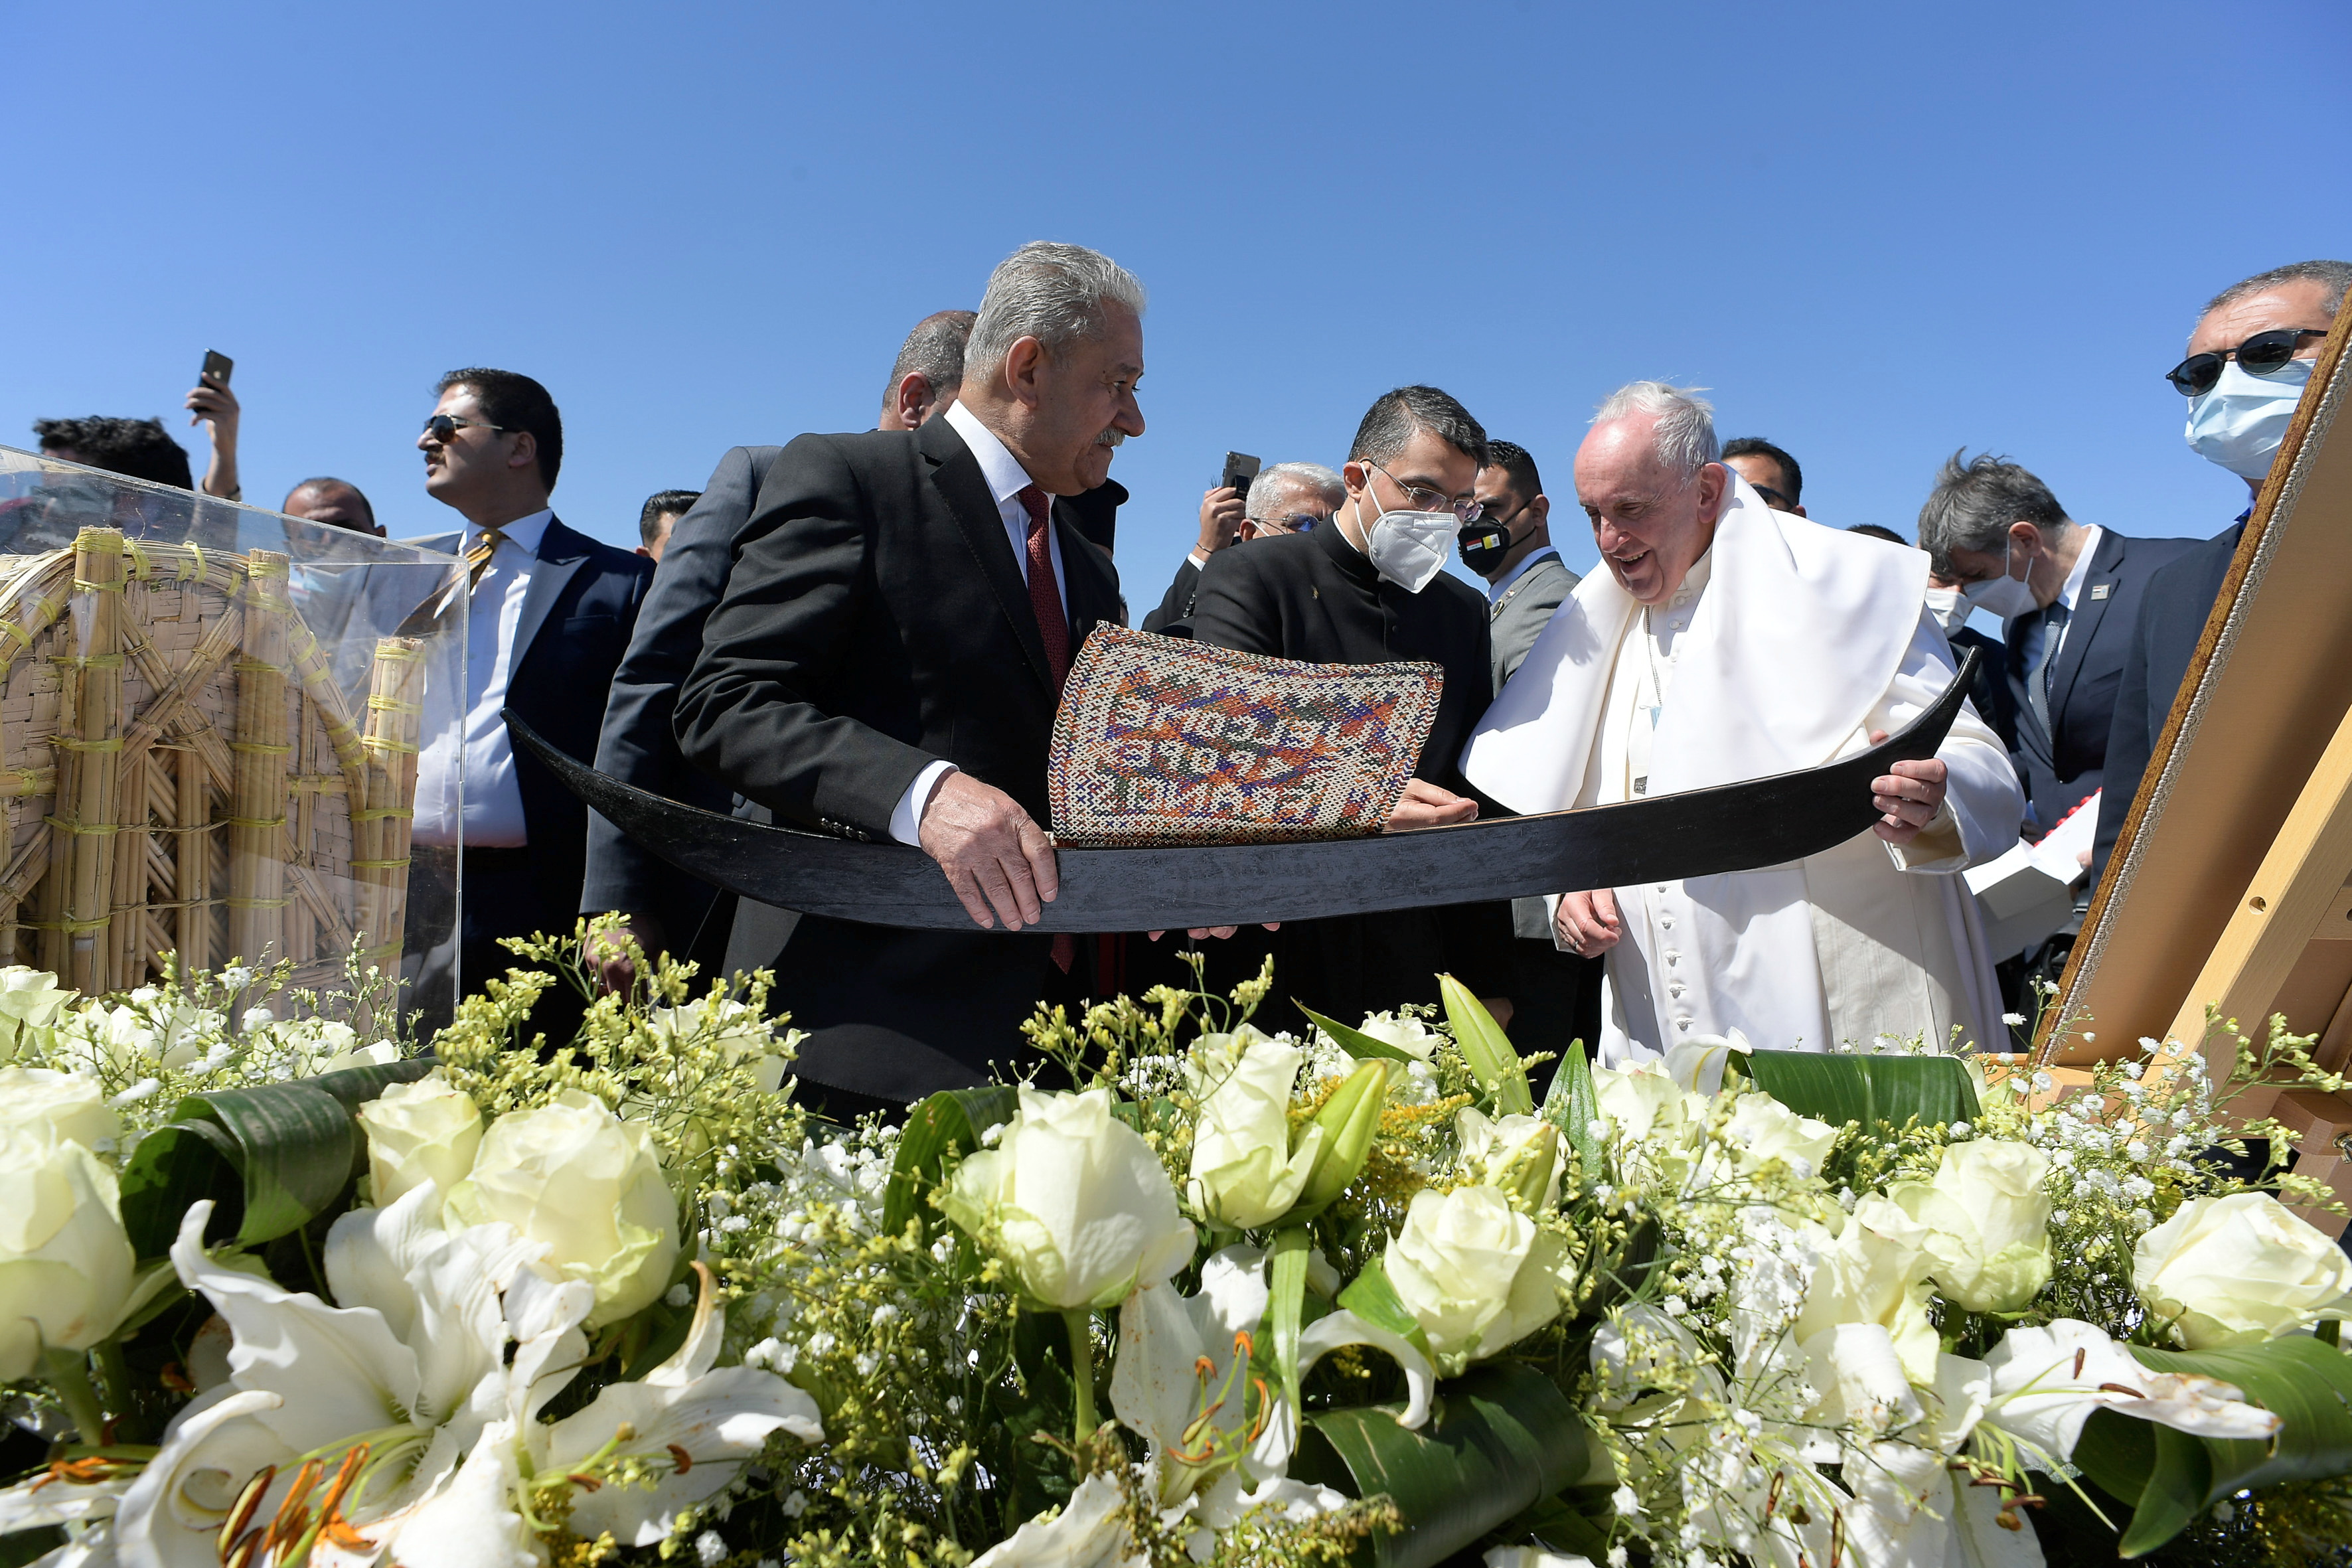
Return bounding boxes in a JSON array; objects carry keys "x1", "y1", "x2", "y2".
[
  {"x1": 1979, "y1": 1318, "x2": 2281, "y2": 1462},
  {"x1": 1110, "y1": 1245, "x2": 1433, "y2": 1509},
  {"x1": 969, "y1": 1470, "x2": 1140, "y2": 1568}
]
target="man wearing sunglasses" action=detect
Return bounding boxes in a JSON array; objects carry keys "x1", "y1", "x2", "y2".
[
  {"x1": 1466, "y1": 382, "x2": 2022, "y2": 1067},
  {"x1": 1190, "y1": 384, "x2": 1516, "y2": 1033},
  {"x1": 2094, "y1": 259, "x2": 2352, "y2": 885},
  {"x1": 1140, "y1": 461, "x2": 1342, "y2": 634},
  {"x1": 405, "y1": 368, "x2": 655, "y2": 1038}
]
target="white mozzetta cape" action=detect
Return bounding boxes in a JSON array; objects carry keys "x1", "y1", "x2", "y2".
[{"x1": 1462, "y1": 479, "x2": 2022, "y2": 1063}]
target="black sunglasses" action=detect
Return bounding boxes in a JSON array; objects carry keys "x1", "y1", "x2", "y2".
[
  {"x1": 2165, "y1": 327, "x2": 2329, "y2": 398},
  {"x1": 422, "y1": 413, "x2": 507, "y2": 441},
  {"x1": 1751, "y1": 483, "x2": 1796, "y2": 510}
]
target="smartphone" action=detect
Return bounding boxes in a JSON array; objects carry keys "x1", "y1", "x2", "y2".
[
  {"x1": 1220, "y1": 451, "x2": 1261, "y2": 498},
  {"x1": 201, "y1": 350, "x2": 233, "y2": 386}
]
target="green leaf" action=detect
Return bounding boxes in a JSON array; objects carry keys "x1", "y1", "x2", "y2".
[
  {"x1": 1739, "y1": 1050, "x2": 1978, "y2": 1133},
  {"x1": 118, "y1": 1079, "x2": 362, "y2": 1256},
  {"x1": 1296, "y1": 1004, "x2": 1421, "y2": 1065},
  {"x1": 2066, "y1": 1335, "x2": 2352, "y2": 1556},
  {"x1": 307, "y1": 1055, "x2": 438, "y2": 1119},
  {"x1": 1269, "y1": 1226, "x2": 1311, "y2": 1419},
  {"x1": 1336, "y1": 1257, "x2": 1433, "y2": 1362},
  {"x1": 1541, "y1": 1040, "x2": 1603, "y2": 1176},
  {"x1": 1439, "y1": 975, "x2": 1533, "y2": 1115},
  {"x1": 1294, "y1": 1362, "x2": 1592, "y2": 1568},
  {"x1": 0, "y1": 1528, "x2": 66, "y2": 1567},
  {"x1": 883, "y1": 1085, "x2": 1018, "y2": 1239}
]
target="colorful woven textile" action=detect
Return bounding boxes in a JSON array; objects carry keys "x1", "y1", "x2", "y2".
[{"x1": 1048, "y1": 624, "x2": 1443, "y2": 847}]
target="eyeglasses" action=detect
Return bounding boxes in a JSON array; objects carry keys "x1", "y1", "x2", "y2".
[
  {"x1": 1368, "y1": 462, "x2": 1483, "y2": 522},
  {"x1": 1750, "y1": 483, "x2": 1796, "y2": 510},
  {"x1": 2165, "y1": 327, "x2": 2330, "y2": 397},
  {"x1": 422, "y1": 413, "x2": 507, "y2": 441},
  {"x1": 1265, "y1": 511, "x2": 1328, "y2": 532}
]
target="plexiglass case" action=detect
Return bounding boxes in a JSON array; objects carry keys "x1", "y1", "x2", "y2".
[{"x1": 0, "y1": 447, "x2": 467, "y2": 1023}]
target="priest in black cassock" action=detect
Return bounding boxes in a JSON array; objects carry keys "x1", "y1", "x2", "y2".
[{"x1": 1189, "y1": 385, "x2": 1516, "y2": 1032}]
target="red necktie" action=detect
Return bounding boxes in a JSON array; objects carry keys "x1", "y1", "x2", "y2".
[{"x1": 1016, "y1": 485, "x2": 1076, "y2": 972}]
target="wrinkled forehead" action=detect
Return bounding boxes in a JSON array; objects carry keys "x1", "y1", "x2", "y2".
[
  {"x1": 1574, "y1": 415, "x2": 1678, "y2": 498},
  {"x1": 2189, "y1": 279, "x2": 2337, "y2": 354}
]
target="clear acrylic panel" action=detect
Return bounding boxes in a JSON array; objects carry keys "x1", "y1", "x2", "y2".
[{"x1": 0, "y1": 447, "x2": 467, "y2": 1026}]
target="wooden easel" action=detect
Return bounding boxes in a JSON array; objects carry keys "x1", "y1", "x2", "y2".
[{"x1": 2047, "y1": 297, "x2": 2352, "y2": 1231}]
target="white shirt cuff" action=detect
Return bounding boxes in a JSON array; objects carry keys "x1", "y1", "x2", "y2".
[
  {"x1": 890, "y1": 760, "x2": 958, "y2": 846},
  {"x1": 1188, "y1": 548, "x2": 1212, "y2": 569}
]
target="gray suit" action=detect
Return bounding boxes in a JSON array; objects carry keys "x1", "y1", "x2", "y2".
[{"x1": 1488, "y1": 552, "x2": 1579, "y2": 692}]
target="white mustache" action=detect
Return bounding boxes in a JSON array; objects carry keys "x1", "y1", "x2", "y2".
[{"x1": 1093, "y1": 428, "x2": 1125, "y2": 447}]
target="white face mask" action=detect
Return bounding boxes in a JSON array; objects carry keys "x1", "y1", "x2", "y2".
[
  {"x1": 1356, "y1": 477, "x2": 1460, "y2": 593},
  {"x1": 1924, "y1": 582, "x2": 1970, "y2": 637},
  {"x1": 1959, "y1": 536, "x2": 2039, "y2": 620},
  {"x1": 2185, "y1": 356, "x2": 2315, "y2": 481}
]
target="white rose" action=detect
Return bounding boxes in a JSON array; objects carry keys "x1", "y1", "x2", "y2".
[
  {"x1": 1456, "y1": 1108, "x2": 1566, "y2": 1211},
  {"x1": 0, "y1": 1066, "x2": 119, "y2": 1151},
  {"x1": 356, "y1": 1074, "x2": 485, "y2": 1212},
  {"x1": 1889, "y1": 1139, "x2": 2052, "y2": 1314},
  {"x1": 0, "y1": 1125, "x2": 137, "y2": 1377},
  {"x1": 1723, "y1": 1093, "x2": 1840, "y2": 1180},
  {"x1": 0, "y1": 967, "x2": 72, "y2": 1062},
  {"x1": 1385, "y1": 1186, "x2": 1576, "y2": 1375},
  {"x1": 940, "y1": 1086, "x2": 1194, "y2": 1310},
  {"x1": 2134, "y1": 1192, "x2": 2352, "y2": 1348},
  {"x1": 1187, "y1": 1028, "x2": 1323, "y2": 1230},
  {"x1": 1350, "y1": 1011, "x2": 1438, "y2": 1061},
  {"x1": 445, "y1": 1089, "x2": 680, "y2": 1326},
  {"x1": 1593, "y1": 1063, "x2": 1701, "y2": 1144},
  {"x1": 1794, "y1": 1196, "x2": 1940, "y2": 1384}
]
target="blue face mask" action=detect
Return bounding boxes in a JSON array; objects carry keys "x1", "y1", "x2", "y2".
[{"x1": 2185, "y1": 356, "x2": 2316, "y2": 481}]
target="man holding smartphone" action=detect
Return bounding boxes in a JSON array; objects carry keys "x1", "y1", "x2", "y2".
[{"x1": 185, "y1": 352, "x2": 242, "y2": 501}]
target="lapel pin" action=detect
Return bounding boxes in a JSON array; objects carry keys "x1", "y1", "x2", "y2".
[{"x1": 2090, "y1": 583, "x2": 2111, "y2": 600}]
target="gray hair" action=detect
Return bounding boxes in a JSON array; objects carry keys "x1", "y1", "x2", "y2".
[
  {"x1": 1915, "y1": 449, "x2": 2073, "y2": 575},
  {"x1": 1591, "y1": 381, "x2": 1720, "y2": 481},
  {"x1": 1246, "y1": 461, "x2": 1344, "y2": 521},
  {"x1": 2202, "y1": 259, "x2": 2352, "y2": 323},
  {"x1": 885, "y1": 309, "x2": 977, "y2": 402},
  {"x1": 964, "y1": 242, "x2": 1147, "y2": 384}
]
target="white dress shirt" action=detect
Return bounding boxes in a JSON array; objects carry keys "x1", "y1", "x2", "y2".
[
  {"x1": 412, "y1": 508, "x2": 553, "y2": 849},
  {"x1": 887, "y1": 403, "x2": 1065, "y2": 844},
  {"x1": 1486, "y1": 544, "x2": 1562, "y2": 605}
]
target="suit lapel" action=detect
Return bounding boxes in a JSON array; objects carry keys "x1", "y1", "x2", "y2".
[
  {"x1": 921, "y1": 418, "x2": 1055, "y2": 691},
  {"x1": 514, "y1": 516, "x2": 590, "y2": 666},
  {"x1": 1052, "y1": 507, "x2": 1121, "y2": 646},
  {"x1": 2047, "y1": 528, "x2": 2124, "y2": 728}
]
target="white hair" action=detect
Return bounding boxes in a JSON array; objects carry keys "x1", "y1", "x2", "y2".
[
  {"x1": 1246, "y1": 461, "x2": 1343, "y2": 520},
  {"x1": 964, "y1": 242, "x2": 1147, "y2": 385},
  {"x1": 1591, "y1": 380, "x2": 1721, "y2": 481}
]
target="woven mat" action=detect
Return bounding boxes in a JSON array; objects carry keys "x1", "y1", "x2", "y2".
[{"x1": 1048, "y1": 624, "x2": 1442, "y2": 847}]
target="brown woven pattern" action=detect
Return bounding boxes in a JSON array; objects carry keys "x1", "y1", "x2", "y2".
[{"x1": 1048, "y1": 624, "x2": 1443, "y2": 847}]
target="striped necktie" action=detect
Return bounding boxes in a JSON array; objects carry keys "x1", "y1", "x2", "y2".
[{"x1": 465, "y1": 526, "x2": 508, "y2": 590}]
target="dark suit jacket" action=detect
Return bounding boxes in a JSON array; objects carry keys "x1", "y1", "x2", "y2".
[
  {"x1": 582, "y1": 445, "x2": 785, "y2": 947},
  {"x1": 2002, "y1": 528, "x2": 2202, "y2": 834},
  {"x1": 674, "y1": 418, "x2": 1124, "y2": 1094},
  {"x1": 1189, "y1": 524, "x2": 1510, "y2": 1024},
  {"x1": 1141, "y1": 556, "x2": 1202, "y2": 635},
  {"x1": 414, "y1": 516, "x2": 655, "y2": 927},
  {"x1": 1946, "y1": 625, "x2": 2016, "y2": 754},
  {"x1": 2092, "y1": 521, "x2": 2244, "y2": 883}
]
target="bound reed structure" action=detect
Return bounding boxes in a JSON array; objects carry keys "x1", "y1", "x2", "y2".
[{"x1": 0, "y1": 528, "x2": 424, "y2": 990}]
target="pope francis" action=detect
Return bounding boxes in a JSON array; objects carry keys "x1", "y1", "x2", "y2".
[{"x1": 1462, "y1": 382, "x2": 2022, "y2": 1063}]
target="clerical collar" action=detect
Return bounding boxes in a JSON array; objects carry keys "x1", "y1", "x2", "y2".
[
  {"x1": 1317, "y1": 509, "x2": 1381, "y2": 586},
  {"x1": 1660, "y1": 547, "x2": 1713, "y2": 610}
]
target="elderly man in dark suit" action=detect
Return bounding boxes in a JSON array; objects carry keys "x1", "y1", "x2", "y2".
[
  {"x1": 676, "y1": 243, "x2": 1143, "y2": 1104},
  {"x1": 1188, "y1": 385, "x2": 1514, "y2": 1032},
  {"x1": 402, "y1": 368, "x2": 655, "y2": 1034}
]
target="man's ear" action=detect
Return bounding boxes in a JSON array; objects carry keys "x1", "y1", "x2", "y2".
[
  {"x1": 1002, "y1": 337, "x2": 1048, "y2": 407},
  {"x1": 507, "y1": 430, "x2": 537, "y2": 475},
  {"x1": 1695, "y1": 461, "x2": 1728, "y2": 520},
  {"x1": 2008, "y1": 519, "x2": 2041, "y2": 556},
  {"x1": 896, "y1": 372, "x2": 935, "y2": 428},
  {"x1": 1528, "y1": 492, "x2": 1550, "y2": 529}
]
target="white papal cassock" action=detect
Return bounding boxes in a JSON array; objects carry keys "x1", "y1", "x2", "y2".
[{"x1": 1462, "y1": 478, "x2": 2022, "y2": 1065}]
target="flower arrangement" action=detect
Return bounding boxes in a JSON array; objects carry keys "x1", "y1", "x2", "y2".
[{"x1": 5, "y1": 931, "x2": 2352, "y2": 1567}]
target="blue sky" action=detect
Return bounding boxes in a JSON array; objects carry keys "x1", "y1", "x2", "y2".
[{"x1": 7, "y1": 1, "x2": 2347, "y2": 617}]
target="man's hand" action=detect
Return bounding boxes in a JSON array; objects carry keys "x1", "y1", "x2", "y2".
[
  {"x1": 1196, "y1": 486, "x2": 1246, "y2": 558},
  {"x1": 1866, "y1": 730, "x2": 1949, "y2": 845},
  {"x1": 1148, "y1": 923, "x2": 1281, "y2": 942},
  {"x1": 919, "y1": 771, "x2": 1059, "y2": 930},
  {"x1": 582, "y1": 915, "x2": 666, "y2": 995},
  {"x1": 185, "y1": 372, "x2": 240, "y2": 501},
  {"x1": 1385, "y1": 779, "x2": 1479, "y2": 832},
  {"x1": 1554, "y1": 889, "x2": 1623, "y2": 955}
]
